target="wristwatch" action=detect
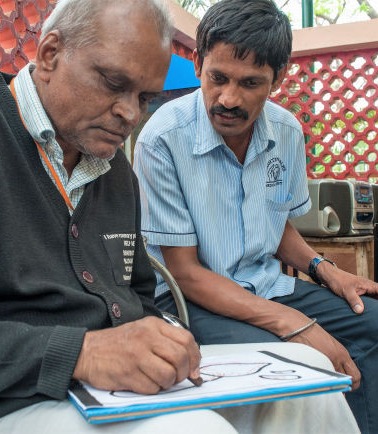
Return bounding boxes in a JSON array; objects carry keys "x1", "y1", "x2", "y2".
[{"x1": 308, "y1": 256, "x2": 336, "y2": 285}]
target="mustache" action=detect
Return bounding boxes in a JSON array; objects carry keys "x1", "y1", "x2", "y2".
[{"x1": 210, "y1": 105, "x2": 248, "y2": 120}]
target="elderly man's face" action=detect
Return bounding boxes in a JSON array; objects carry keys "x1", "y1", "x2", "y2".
[{"x1": 34, "y1": 3, "x2": 171, "y2": 160}]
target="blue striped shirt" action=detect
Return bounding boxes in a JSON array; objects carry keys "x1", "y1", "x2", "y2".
[
  {"x1": 13, "y1": 64, "x2": 111, "y2": 212},
  {"x1": 134, "y1": 89, "x2": 311, "y2": 299}
]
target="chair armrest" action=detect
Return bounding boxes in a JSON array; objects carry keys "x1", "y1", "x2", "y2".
[{"x1": 148, "y1": 253, "x2": 190, "y2": 327}]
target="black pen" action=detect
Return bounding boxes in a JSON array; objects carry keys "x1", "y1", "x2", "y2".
[{"x1": 161, "y1": 311, "x2": 203, "y2": 387}]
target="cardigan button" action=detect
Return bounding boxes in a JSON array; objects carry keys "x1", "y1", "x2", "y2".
[
  {"x1": 82, "y1": 271, "x2": 94, "y2": 283},
  {"x1": 111, "y1": 303, "x2": 121, "y2": 318},
  {"x1": 71, "y1": 224, "x2": 79, "y2": 238}
]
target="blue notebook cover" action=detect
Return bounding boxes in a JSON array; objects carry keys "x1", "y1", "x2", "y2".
[{"x1": 68, "y1": 350, "x2": 351, "y2": 424}]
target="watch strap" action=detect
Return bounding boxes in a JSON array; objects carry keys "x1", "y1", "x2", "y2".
[{"x1": 308, "y1": 256, "x2": 336, "y2": 285}]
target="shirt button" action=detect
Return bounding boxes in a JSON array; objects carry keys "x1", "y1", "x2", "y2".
[
  {"x1": 112, "y1": 303, "x2": 121, "y2": 318},
  {"x1": 82, "y1": 271, "x2": 94, "y2": 283},
  {"x1": 71, "y1": 224, "x2": 79, "y2": 238}
]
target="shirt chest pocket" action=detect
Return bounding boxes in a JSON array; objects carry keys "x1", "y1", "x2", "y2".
[{"x1": 264, "y1": 195, "x2": 293, "y2": 252}]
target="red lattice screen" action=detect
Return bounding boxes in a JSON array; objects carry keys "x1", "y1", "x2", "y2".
[
  {"x1": 0, "y1": 2, "x2": 191, "y2": 71},
  {"x1": 173, "y1": 39, "x2": 193, "y2": 61},
  {"x1": 0, "y1": 0, "x2": 56, "y2": 73},
  {"x1": 272, "y1": 49, "x2": 378, "y2": 183},
  {"x1": 1, "y1": 1, "x2": 377, "y2": 182}
]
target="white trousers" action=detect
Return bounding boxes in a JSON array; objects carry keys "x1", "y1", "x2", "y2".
[{"x1": 0, "y1": 343, "x2": 360, "y2": 434}]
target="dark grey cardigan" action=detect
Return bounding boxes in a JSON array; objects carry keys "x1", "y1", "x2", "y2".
[{"x1": 0, "y1": 72, "x2": 158, "y2": 417}]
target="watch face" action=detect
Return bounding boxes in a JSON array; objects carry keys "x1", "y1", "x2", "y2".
[
  {"x1": 312, "y1": 257, "x2": 324, "y2": 266},
  {"x1": 308, "y1": 256, "x2": 335, "y2": 286}
]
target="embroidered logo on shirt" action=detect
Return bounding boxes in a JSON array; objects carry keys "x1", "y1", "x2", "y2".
[
  {"x1": 266, "y1": 157, "x2": 286, "y2": 187},
  {"x1": 102, "y1": 233, "x2": 136, "y2": 284}
]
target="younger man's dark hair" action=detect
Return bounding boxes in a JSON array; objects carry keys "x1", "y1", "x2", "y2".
[{"x1": 196, "y1": 0, "x2": 292, "y2": 81}]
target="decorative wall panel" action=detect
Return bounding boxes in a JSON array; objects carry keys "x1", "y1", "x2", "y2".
[
  {"x1": 272, "y1": 50, "x2": 378, "y2": 182},
  {"x1": 0, "y1": 0, "x2": 56, "y2": 73},
  {"x1": 1, "y1": 1, "x2": 377, "y2": 181}
]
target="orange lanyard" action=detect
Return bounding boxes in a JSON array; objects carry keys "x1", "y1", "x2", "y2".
[{"x1": 9, "y1": 79, "x2": 74, "y2": 211}]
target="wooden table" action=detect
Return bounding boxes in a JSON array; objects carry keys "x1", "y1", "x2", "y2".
[{"x1": 303, "y1": 235, "x2": 374, "y2": 281}]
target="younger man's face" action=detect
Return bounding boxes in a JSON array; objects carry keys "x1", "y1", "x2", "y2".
[{"x1": 193, "y1": 42, "x2": 285, "y2": 148}]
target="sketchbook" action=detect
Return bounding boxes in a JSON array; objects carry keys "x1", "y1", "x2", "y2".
[{"x1": 68, "y1": 350, "x2": 351, "y2": 424}]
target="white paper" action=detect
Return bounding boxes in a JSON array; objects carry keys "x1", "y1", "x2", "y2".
[{"x1": 69, "y1": 350, "x2": 350, "y2": 411}]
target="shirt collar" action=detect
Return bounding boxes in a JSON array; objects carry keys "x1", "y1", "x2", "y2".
[
  {"x1": 14, "y1": 63, "x2": 55, "y2": 146},
  {"x1": 13, "y1": 63, "x2": 113, "y2": 172},
  {"x1": 194, "y1": 89, "x2": 224, "y2": 155},
  {"x1": 245, "y1": 102, "x2": 276, "y2": 164},
  {"x1": 193, "y1": 89, "x2": 276, "y2": 158}
]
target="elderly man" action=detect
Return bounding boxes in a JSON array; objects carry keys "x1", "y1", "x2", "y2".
[{"x1": 0, "y1": 0, "x2": 237, "y2": 432}]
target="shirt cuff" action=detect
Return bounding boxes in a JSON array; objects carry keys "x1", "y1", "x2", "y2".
[{"x1": 142, "y1": 230, "x2": 197, "y2": 247}]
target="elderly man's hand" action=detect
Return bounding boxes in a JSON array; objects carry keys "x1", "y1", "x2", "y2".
[{"x1": 73, "y1": 316, "x2": 201, "y2": 394}]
